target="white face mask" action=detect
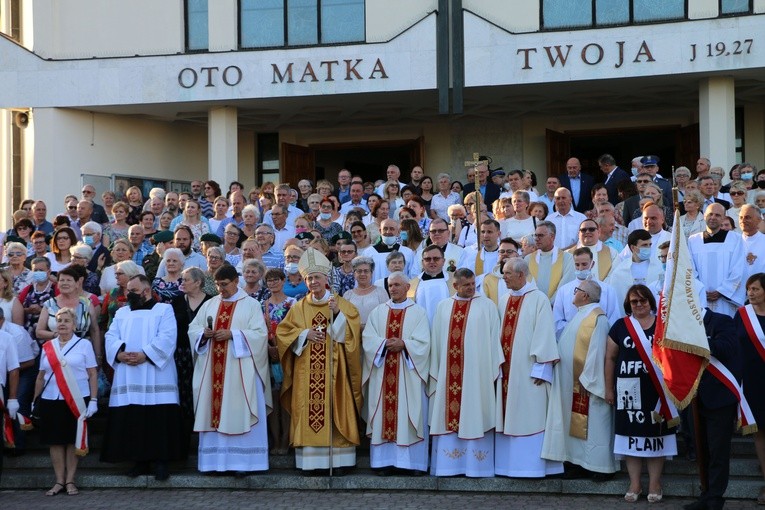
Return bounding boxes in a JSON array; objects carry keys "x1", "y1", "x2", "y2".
[
  {"x1": 284, "y1": 262, "x2": 299, "y2": 275},
  {"x1": 382, "y1": 235, "x2": 397, "y2": 246},
  {"x1": 319, "y1": 212, "x2": 332, "y2": 221},
  {"x1": 574, "y1": 269, "x2": 591, "y2": 281}
]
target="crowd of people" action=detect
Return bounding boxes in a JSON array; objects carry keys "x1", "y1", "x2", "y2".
[{"x1": 0, "y1": 157, "x2": 764, "y2": 509}]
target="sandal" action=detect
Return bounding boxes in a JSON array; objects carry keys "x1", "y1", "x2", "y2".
[
  {"x1": 45, "y1": 483, "x2": 65, "y2": 496},
  {"x1": 65, "y1": 482, "x2": 79, "y2": 496},
  {"x1": 647, "y1": 492, "x2": 663, "y2": 503},
  {"x1": 624, "y1": 490, "x2": 642, "y2": 503}
]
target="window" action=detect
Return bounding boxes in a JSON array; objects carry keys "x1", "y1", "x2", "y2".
[
  {"x1": 720, "y1": 0, "x2": 751, "y2": 15},
  {"x1": 240, "y1": 0, "x2": 364, "y2": 48},
  {"x1": 542, "y1": 0, "x2": 687, "y2": 30},
  {"x1": 186, "y1": 0, "x2": 209, "y2": 51}
]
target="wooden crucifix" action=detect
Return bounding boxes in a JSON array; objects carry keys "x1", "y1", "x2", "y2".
[{"x1": 464, "y1": 152, "x2": 485, "y2": 260}]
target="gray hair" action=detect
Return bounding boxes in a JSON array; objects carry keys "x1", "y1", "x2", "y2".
[
  {"x1": 255, "y1": 223, "x2": 274, "y2": 235},
  {"x1": 82, "y1": 221, "x2": 102, "y2": 235},
  {"x1": 351, "y1": 255, "x2": 375, "y2": 272},
  {"x1": 182, "y1": 266, "x2": 206, "y2": 285},
  {"x1": 684, "y1": 190, "x2": 704, "y2": 206},
  {"x1": 674, "y1": 166, "x2": 691, "y2": 178},
  {"x1": 5, "y1": 241, "x2": 27, "y2": 256},
  {"x1": 115, "y1": 260, "x2": 142, "y2": 278},
  {"x1": 387, "y1": 271, "x2": 409, "y2": 284},
  {"x1": 503, "y1": 257, "x2": 529, "y2": 277},
  {"x1": 520, "y1": 233, "x2": 536, "y2": 249},
  {"x1": 512, "y1": 190, "x2": 530, "y2": 203},
  {"x1": 207, "y1": 246, "x2": 226, "y2": 260},
  {"x1": 437, "y1": 172, "x2": 451, "y2": 182},
  {"x1": 242, "y1": 204, "x2": 260, "y2": 221},
  {"x1": 163, "y1": 247, "x2": 186, "y2": 263},
  {"x1": 536, "y1": 220, "x2": 556, "y2": 237},
  {"x1": 71, "y1": 242, "x2": 93, "y2": 261},
  {"x1": 580, "y1": 279, "x2": 602, "y2": 303},
  {"x1": 243, "y1": 258, "x2": 266, "y2": 275}
]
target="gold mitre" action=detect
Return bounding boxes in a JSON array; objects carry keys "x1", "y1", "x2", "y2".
[{"x1": 298, "y1": 247, "x2": 331, "y2": 278}]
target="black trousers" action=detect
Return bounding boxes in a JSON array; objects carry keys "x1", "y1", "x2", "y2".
[{"x1": 698, "y1": 401, "x2": 737, "y2": 506}]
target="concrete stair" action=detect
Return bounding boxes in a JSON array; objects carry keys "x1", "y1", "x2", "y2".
[{"x1": 2, "y1": 410, "x2": 761, "y2": 499}]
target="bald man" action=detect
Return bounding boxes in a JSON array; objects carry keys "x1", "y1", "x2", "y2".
[
  {"x1": 688, "y1": 203, "x2": 747, "y2": 317},
  {"x1": 559, "y1": 158, "x2": 594, "y2": 213},
  {"x1": 546, "y1": 188, "x2": 587, "y2": 250}
]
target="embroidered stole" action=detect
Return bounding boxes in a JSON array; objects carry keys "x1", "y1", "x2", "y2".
[
  {"x1": 483, "y1": 274, "x2": 500, "y2": 305},
  {"x1": 740, "y1": 305, "x2": 765, "y2": 362},
  {"x1": 445, "y1": 299, "x2": 472, "y2": 433},
  {"x1": 475, "y1": 249, "x2": 484, "y2": 276},
  {"x1": 407, "y1": 276, "x2": 455, "y2": 301},
  {"x1": 308, "y1": 309, "x2": 330, "y2": 433},
  {"x1": 42, "y1": 340, "x2": 89, "y2": 455},
  {"x1": 569, "y1": 307, "x2": 605, "y2": 440},
  {"x1": 529, "y1": 250, "x2": 564, "y2": 298},
  {"x1": 624, "y1": 317, "x2": 680, "y2": 427},
  {"x1": 210, "y1": 300, "x2": 238, "y2": 429},
  {"x1": 381, "y1": 307, "x2": 407, "y2": 442},
  {"x1": 499, "y1": 295, "x2": 524, "y2": 416}
]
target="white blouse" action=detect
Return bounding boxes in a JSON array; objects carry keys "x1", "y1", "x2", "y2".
[{"x1": 39, "y1": 336, "x2": 97, "y2": 400}]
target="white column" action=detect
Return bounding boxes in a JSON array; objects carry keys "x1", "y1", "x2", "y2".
[
  {"x1": 0, "y1": 109, "x2": 12, "y2": 228},
  {"x1": 208, "y1": 106, "x2": 239, "y2": 186},
  {"x1": 699, "y1": 77, "x2": 736, "y2": 170}
]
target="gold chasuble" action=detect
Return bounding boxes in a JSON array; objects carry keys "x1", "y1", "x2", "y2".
[
  {"x1": 276, "y1": 295, "x2": 362, "y2": 448},
  {"x1": 569, "y1": 307, "x2": 605, "y2": 440}
]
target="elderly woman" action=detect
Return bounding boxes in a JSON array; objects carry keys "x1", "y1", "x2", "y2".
[
  {"x1": 4, "y1": 240, "x2": 33, "y2": 294},
  {"x1": 674, "y1": 166, "x2": 692, "y2": 201},
  {"x1": 100, "y1": 260, "x2": 142, "y2": 330},
  {"x1": 222, "y1": 224, "x2": 243, "y2": 267},
  {"x1": 315, "y1": 198, "x2": 344, "y2": 243},
  {"x1": 12, "y1": 218, "x2": 35, "y2": 256},
  {"x1": 242, "y1": 258, "x2": 270, "y2": 302},
  {"x1": 241, "y1": 204, "x2": 260, "y2": 239},
  {"x1": 501, "y1": 190, "x2": 536, "y2": 243},
  {"x1": 104, "y1": 201, "x2": 131, "y2": 245},
  {"x1": 283, "y1": 245, "x2": 308, "y2": 300},
  {"x1": 70, "y1": 243, "x2": 101, "y2": 297},
  {"x1": 585, "y1": 184, "x2": 610, "y2": 220},
  {"x1": 678, "y1": 189, "x2": 706, "y2": 238},
  {"x1": 46, "y1": 227, "x2": 77, "y2": 273},
  {"x1": 528, "y1": 202, "x2": 549, "y2": 222},
  {"x1": 262, "y1": 267, "x2": 296, "y2": 454},
  {"x1": 151, "y1": 247, "x2": 185, "y2": 303},
  {"x1": 605, "y1": 284, "x2": 676, "y2": 503},
  {"x1": 33, "y1": 307, "x2": 98, "y2": 496},
  {"x1": 343, "y1": 256, "x2": 389, "y2": 328},
  {"x1": 331, "y1": 240, "x2": 357, "y2": 297},
  {"x1": 140, "y1": 211, "x2": 158, "y2": 238},
  {"x1": 316, "y1": 179, "x2": 334, "y2": 198},
  {"x1": 202, "y1": 246, "x2": 227, "y2": 296},
  {"x1": 0, "y1": 269, "x2": 24, "y2": 325},
  {"x1": 99, "y1": 239, "x2": 143, "y2": 296},
  {"x1": 726, "y1": 181, "x2": 748, "y2": 230}
]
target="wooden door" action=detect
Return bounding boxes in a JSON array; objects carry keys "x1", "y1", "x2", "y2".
[
  {"x1": 280, "y1": 142, "x2": 315, "y2": 187},
  {"x1": 675, "y1": 123, "x2": 700, "y2": 171},
  {"x1": 409, "y1": 136, "x2": 425, "y2": 169},
  {"x1": 546, "y1": 128, "x2": 570, "y2": 178}
]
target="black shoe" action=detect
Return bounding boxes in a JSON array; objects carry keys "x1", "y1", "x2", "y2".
[
  {"x1": 682, "y1": 500, "x2": 707, "y2": 510},
  {"x1": 332, "y1": 466, "x2": 353, "y2": 477},
  {"x1": 375, "y1": 467, "x2": 395, "y2": 477},
  {"x1": 154, "y1": 461, "x2": 169, "y2": 481},
  {"x1": 591, "y1": 472, "x2": 615, "y2": 482},
  {"x1": 233, "y1": 471, "x2": 249, "y2": 478},
  {"x1": 562, "y1": 465, "x2": 590, "y2": 479},
  {"x1": 126, "y1": 462, "x2": 150, "y2": 478}
]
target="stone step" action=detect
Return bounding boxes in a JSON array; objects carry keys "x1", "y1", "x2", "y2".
[{"x1": 1, "y1": 468, "x2": 762, "y2": 500}]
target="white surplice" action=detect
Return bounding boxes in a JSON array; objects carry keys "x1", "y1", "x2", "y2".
[
  {"x1": 688, "y1": 230, "x2": 747, "y2": 317},
  {"x1": 363, "y1": 299, "x2": 431, "y2": 471},
  {"x1": 552, "y1": 278, "x2": 621, "y2": 338}
]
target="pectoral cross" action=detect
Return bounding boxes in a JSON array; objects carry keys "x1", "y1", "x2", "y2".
[{"x1": 463, "y1": 152, "x2": 484, "y2": 253}]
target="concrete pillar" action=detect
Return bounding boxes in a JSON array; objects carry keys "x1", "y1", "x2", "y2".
[
  {"x1": 699, "y1": 77, "x2": 736, "y2": 171},
  {"x1": 0, "y1": 109, "x2": 12, "y2": 227},
  {"x1": 208, "y1": 0, "x2": 238, "y2": 52},
  {"x1": 208, "y1": 106, "x2": 239, "y2": 186}
]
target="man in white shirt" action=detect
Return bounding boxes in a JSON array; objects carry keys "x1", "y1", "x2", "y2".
[
  {"x1": 339, "y1": 182, "x2": 369, "y2": 214},
  {"x1": 739, "y1": 204, "x2": 765, "y2": 279},
  {"x1": 546, "y1": 188, "x2": 586, "y2": 250}
]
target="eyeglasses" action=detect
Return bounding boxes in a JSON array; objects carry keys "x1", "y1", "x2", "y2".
[
  {"x1": 353, "y1": 268, "x2": 371, "y2": 274},
  {"x1": 429, "y1": 228, "x2": 448, "y2": 234},
  {"x1": 339, "y1": 249, "x2": 356, "y2": 255},
  {"x1": 207, "y1": 255, "x2": 222, "y2": 261},
  {"x1": 729, "y1": 191, "x2": 745, "y2": 197},
  {"x1": 67, "y1": 206, "x2": 77, "y2": 210},
  {"x1": 636, "y1": 180, "x2": 652, "y2": 184},
  {"x1": 255, "y1": 231, "x2": 271, "y2": 236},
  {"x1": 497, "y1": 249, "x2": 516, "y2": 255},
  {"x1": 56, "y1": 236, "x2": 71, "y2": 241},
  {"x1": 225, "y1": 231, "x2": 239, "y2": 236},
  {"x1": 422, "y1": 257, "x2": 443, "y2": 263},
  {"x1": 629, "y1": 298, "x2": 649, "y2": 306},
  {"x1": 574, "y1": 287, "x2": 588, "y2": 296},
  {"x1": 7, "y1": 252, "x2": 24, "y2": 257},
  {"x1": 579, "y1": 227, "x2": 597, "y2": 233}
]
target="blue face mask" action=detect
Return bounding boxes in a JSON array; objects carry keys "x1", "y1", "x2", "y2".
[
  {"x1": 661, "y1": 262, "x2": 667, "y2": 271},
  {"x1": 319, "y1": 212, "x2": 332, "y2": 221},
  {"x1": 382, "y1": 235, "x2": 397, "y2": 246},
  {"x1": 631, "y1": 168, "x2": 639, "y2": 177},
  {"x1": 740, "y1": 172, "x2": 753, "y2": 181},
  {"x1": 637, "y1": 247, "x2": 651, "y2": 261},
  {"x1": 399, "y1": 231, "x2": 409, "y2": 242},
  {"x1": 574, "y1": 269, "x2": 591, "y2": 281},
  {"x1": 32, "y1": 271, "x2": 48, "y2": 283},
  {"x1": 83, "y1": 235, "x2": 95, "y2": 247}
]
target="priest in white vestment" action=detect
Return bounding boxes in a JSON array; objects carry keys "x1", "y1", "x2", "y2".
[
  {"x1": 363, "y1": 272, "x2": 431, "y2": 473},
  {"x1": 739, "y1": 204, "x2": 765, "y2": 280},
  {"x1": 457, "y1": 219, "x2": 501, "y2": 276},
  {"x1": 407, "y1": 244, "x2": 454, "y2": 324},
  {"x1": 429, "y1": 268, "x2": 502, "y2": 477},
  {"x1": 688, "y1": 203, "x2": 746, "y2": 317},
  {"x1": 570, "y1": 218, "x2": 618, "y2": 281},
  {"x1": 543, "y1": 280, "x2": 618, "y2": 476},
  {"x1": 189, "y1": 265, "x2": 271, "y2": 473},
  {"x1": 410, "y1": 218, "x2": 464, "y2": 275},
  {"x1": 359, "y1": 219, "x2": 416, "y2": 280},
  {"x1": 101, "y1": 274, "x2": 182, "y2": 480},
  {"x1": 524, "y1": 221, "x2": 575, "y2": 304},
  {"x1": 477, "y1": 238, "x2": 520, "y2": 305},
  {"x1": 553, "y1": 247, "x2": 621, "y2": 337},
  {"x1": 495, "y1": 258, "x2": 564, "y2": 477},
  {"x1": 607, "y1": 229, "x2": 662, "y2": 315}
]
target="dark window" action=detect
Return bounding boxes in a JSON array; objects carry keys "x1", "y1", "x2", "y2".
[
  {"x1": 186, "y1": 0, "x2": 209, "y2": 51},
  {"x1": 240, "y1": 0, "x2": 364, "y2": 48}
]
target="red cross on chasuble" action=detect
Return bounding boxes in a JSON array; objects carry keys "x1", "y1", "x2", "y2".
[
  {"x1": 445, "y1": 299, "x2": 472, "y2": 433},
  {"x1": 381, "y1": 307, "x2": 407, "y2": 442},
  {"x1": 210, "y1": 300, "x2": 238, "y2": 428},
  {"x1": 500, "y1": 295, "x2": 525, "y2": 416}
]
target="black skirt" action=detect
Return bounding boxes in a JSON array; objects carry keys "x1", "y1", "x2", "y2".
[
  {"x1": 37, "y1": 397, "x2": 90, "y2": 446},
  {"x1": 100, "y1": 404, "x2": 186, "y2": 463}
]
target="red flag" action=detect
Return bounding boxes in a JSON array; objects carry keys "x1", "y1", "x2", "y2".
[{"x1": 652, "y1": 209, "x2": 709, "y2": 410}]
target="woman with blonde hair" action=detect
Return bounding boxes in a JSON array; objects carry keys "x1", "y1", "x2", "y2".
[
  {"x1": 0, "y1": 268, "x2": 24, "y2": 325},
  {"x1": 678, "y1": 189, "x2": 706, "y2": 238},
  {"x1": 4, "y1": 240, "x2": 32, "y2": 294},
  {"x1": 382, "y1": 180, "x2": 405, "y2": 217}
]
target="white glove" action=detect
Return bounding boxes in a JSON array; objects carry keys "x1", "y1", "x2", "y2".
[
  {"x1": 85, "y1": 400, "x2": 98, "y2": 418},
  {"x1": 6, "y1": 399, "x2": 19, "y2": 419}
]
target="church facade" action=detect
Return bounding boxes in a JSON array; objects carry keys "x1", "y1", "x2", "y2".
[{"x1": 1, "y1": 0, "x2": 764, "y2": 225}]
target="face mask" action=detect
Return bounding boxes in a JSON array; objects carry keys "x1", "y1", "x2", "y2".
[
  {"x1": 761, "y1": 207, "x2": 765, "y2": 215},
  {"x1": 661, "y1": 262, "x2": 667, "y2": 271},
  {"x1": 503, "y1": 183, "x2": 511, "y2": 191},
  {"x1": 295, "y1": 227, "x2": 307, "y2": 234},
  {"x1": 382, "y1": 235, "x2": 397, "y2": 246},
  {"x1": 399, "y1": 231, "x2": 409, "y2": 241},
  {"x1": 637, "y1": 247, "x2": 651, "y2": 261},
  {"x1": 126, "y1": 291, "x2": 145, "y2": 308},
  {"x1": 284, "y1": 262, "x2": 299, "y2": 275},
  {"x1": 574, "y1": 269, "x2": 591, "y2": 281},
  {"x1": 741, "y1": 172, "x2": 753, "y2": 181},
  {"x1": 32, "y1": 271, "x2": 48, "y2": 283},
  {"x1": 319, "y1": 212, "x2": 332, "y2": 221},
  {"x1": 631, "y1": 168, "x2": 639, "y2": 177},
  {"x1": 757, "y1": 180, "x2": 765, "y2": 189},
  {"x1": 83, "y1": 235, "x2": 94, "y2": 247}
]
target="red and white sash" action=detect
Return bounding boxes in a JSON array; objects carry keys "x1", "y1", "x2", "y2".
[
  {"x1": 740, "y1": 305, "x2": 765, "y2": 363},
  {"x1": 43, "y1": 339, "x2": 89, "y2": 455},
  {"x1": 707, "y1": 356, "x2": 758, "y2": 435},
  {"x1": 624, "y1": 317, "x2": 680, "y2": 427},
  {"x1": 0, "y1": 391, "x2": 15, "y2": 448}
]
